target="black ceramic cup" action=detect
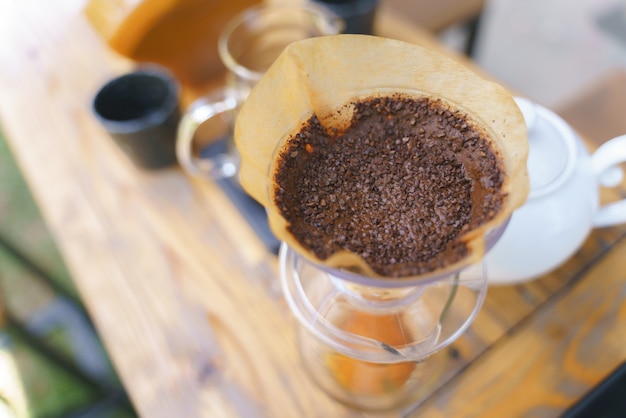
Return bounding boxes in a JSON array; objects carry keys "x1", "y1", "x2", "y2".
[
  {"x1": 92, "y1": 68, "x2": 180, "y2": 169},
  {"x1": 311, "y1": 0, "x2": 379, "y2": 35}
]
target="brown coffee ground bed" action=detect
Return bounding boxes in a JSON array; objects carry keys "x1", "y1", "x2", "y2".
[{"x1": 274, "y1": 95, "x2": 505, "y2": 277}]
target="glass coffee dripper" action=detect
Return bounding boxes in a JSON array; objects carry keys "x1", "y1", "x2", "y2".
[{"x1": 279, "y1": 219, "x2": 509, "y2": 411}]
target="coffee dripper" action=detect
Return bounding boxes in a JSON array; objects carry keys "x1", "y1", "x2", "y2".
[{"x1": 228, "y1": 35, "x2": 529, "y2": 411}]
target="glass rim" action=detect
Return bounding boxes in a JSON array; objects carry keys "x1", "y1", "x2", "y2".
[{"x1": 217, "y1": 3, "x2": 344, "y2": 83}]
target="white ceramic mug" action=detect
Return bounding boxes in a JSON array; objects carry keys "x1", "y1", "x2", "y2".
[{"x1": 485, "y1": 97, "x2": 626, "y2": 284}]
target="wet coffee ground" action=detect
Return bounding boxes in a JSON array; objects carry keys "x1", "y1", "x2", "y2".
[{"x1": 274, "y1": 95, "x2": 505, "y2": 277}]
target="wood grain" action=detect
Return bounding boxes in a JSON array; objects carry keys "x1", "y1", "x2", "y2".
[
  {"x1": 411, "y1": 236, "x2": 626, "y2": 418},
  {"x1": 1, "y1": 0, "x2": 625, "y2": 417},
  {"x1": 0, "y1": 1, "x2": 442, "y2": 416}
]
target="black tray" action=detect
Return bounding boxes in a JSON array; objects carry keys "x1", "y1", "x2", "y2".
[{"x1": 561, "y1": 361, "x2": 626, "y2": 418}]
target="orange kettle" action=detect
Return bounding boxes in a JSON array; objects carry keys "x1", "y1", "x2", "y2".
[{"x1": 85, "y1": 0, "x2": 261, "y2": 97}]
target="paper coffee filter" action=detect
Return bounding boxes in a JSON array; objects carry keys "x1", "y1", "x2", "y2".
[{"x1": 234, "y1": 34, "x2": 529, "y2": 279}]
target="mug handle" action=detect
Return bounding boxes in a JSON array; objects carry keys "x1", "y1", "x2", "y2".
[
  {"x1": 176, "y1": 89, "x2": 239, "y2": 179},
  {"x1": 591, "y1": 134, "x2": 626, "y2": 227}
]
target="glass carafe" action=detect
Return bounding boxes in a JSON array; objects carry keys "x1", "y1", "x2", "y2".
[{"x1": 279, "y1": 237, "x2": 493, "y2": 411}]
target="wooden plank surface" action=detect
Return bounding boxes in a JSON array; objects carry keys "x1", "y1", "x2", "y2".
[
  {"x1": 412, "y1": 236, "x2": 626, "y2": 418},
  {"x1": 1, "y1": 0, "x2": 625, "y2": 417}
]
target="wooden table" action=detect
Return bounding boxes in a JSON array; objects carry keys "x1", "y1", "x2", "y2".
[{"x1": 1, "y1": 1, "x2": 625, "y2": 417}]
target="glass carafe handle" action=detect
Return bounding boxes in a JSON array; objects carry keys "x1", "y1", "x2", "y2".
[
  {"x1": 176, "y1": 89, "x2": 239, "y2": 179},
  {"x1": 591, "y1": 134, "x2": 626, "y2": 227}
]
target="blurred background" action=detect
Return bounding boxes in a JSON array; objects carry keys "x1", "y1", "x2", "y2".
[{"x1": 2, "y1": 0, "x2": 626, "y2": 416}]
